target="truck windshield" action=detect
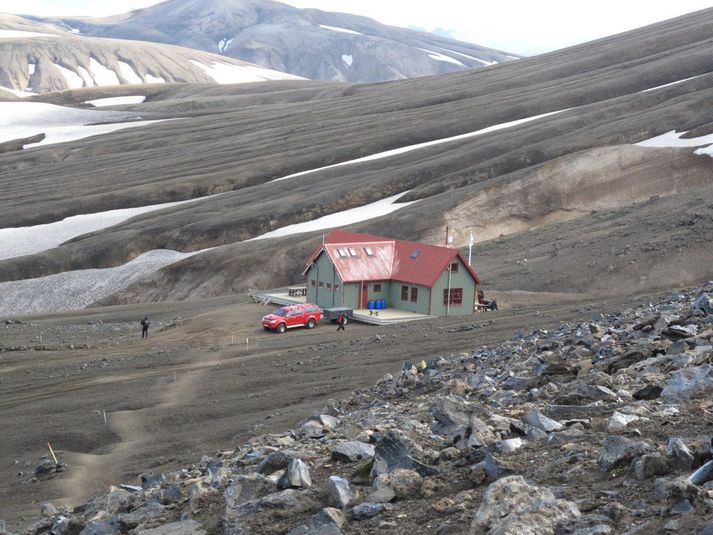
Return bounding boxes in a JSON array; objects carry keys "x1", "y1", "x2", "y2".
[{"x1": 272, "y1": 308, "x2": 287, "y2": 317}]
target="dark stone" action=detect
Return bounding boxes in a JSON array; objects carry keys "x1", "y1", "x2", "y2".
[
  {"x1": 160, "y1": 485, "x2": 182, "y2": 505},
  {"x1": 598, "y1": 436, "x2": 653, "y2": 473},
  {"x1": 633, "y1": 316, "x2": 660, "y2": 331},
  {"x1": 699, "y1": 521, "x2": 713, "y2": 535},
  {"x1": 555, "y1": 384, "x2": 619, "y2": 406},
  {"x1": 352, "y1": 502, "x2": 386, "y2": 520},
  {"x1": 605, "y1": 349, "x2": 649, "y2": 373},
  {"x1": 634, "y1": 454, "x2": 670, "y2": 479},
  {"x1": 521, "y1": 411, "x2": 564, "y2": 432},
  {"x1": 670, "y1": 499, "x2": 694, "y2": 515},
  {"x1": 35, "y1": 458, "x2": 57, "y2": 477},
  {"x1": 668, "y1": 438, "x2": 695, "y2": 469},
  {"x1": 692, "y1": 294, "x2": 713, "y2": 316},
  {"x1": 633, "y1": 384, "x2": 662, "y2": 400},
  {"x1": 688, "y1": 459, "x2": 713, "y2": 486},
  {"x1": 256, "y1": 450, "x2": 293, "y2": 475},
  {"x1": 370, "y1": 434, "x2": 438, "y2": 479},
  {"x1": 78, "y1": 518, "x2": 123, "y2": 535},
  {"x1": 662, "y1": 324, "x2": 697, "y2": 340},
  {"x1": 308, "y1": 508, "x2": 346, "y2": 533},
  {"x1": 331, "y1": 441, "x2": 375, "y2": 463},
  {"x1": 140, "y1": 472, "x2": 165, "y2": 489}
]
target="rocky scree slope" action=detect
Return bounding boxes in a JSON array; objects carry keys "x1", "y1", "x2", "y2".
[
  {"x1": 9, "y1": 286, "x2": 713, "y2": 535},
  {"x1": 32, "y1": 0, "x2": 517, "y2": 83}
]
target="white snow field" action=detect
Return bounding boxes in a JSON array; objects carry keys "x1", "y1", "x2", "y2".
[
  {"x1": 419, "y1": 48, "x2": 465, "y2": 67},
  {"x1": 89, "y1": 57, "x2": 120, "y2": 85},
  {"x1": 0, "y1": 198, "x2": 204, "y2": 262},
  {"x1": 218, "y1": 37, "x2": 234, "y2": 53},
  {"x1": 117, "y1": 61, "x2": 143, "y2": 84},
  {"x1": 84, "y1": 96, "x2": 147, "y2": 107},
  {"x1": 250, "y1": 192, "x2": 417, "y2": 240},
  {"x1": 53, "y1": 63, "x2": 85, "y2": 89},
  {"x1": 188, "y1": 60, "x2": 303, "y2": 84},
  {"x1": 641, "y1": 74, "x2": 707, "y2": 93},
  {"x1": 273, "y1": 109, "x2": 566, "y2": 182},
  {"x1": 0, "y1": 102, "x2": 165, "y2": 148},
  {"x1": 145, "y1": 73, "x2": 166, "y2": 84},
  {"x1": 0, "y1": 249, "x2": 205, "y2": 315},
  {"x1": 0, "y1": 30, "x2": 58, "y2": 38},
  {"x1": 636, "y1": 130, "x2": 713, "y2": 148},
  {"x1": 441, "y1": 48, "x2": 498, "y2": 66},
  {"x1": 319, "y1": 25, "x2": 363, "y2": 36}
]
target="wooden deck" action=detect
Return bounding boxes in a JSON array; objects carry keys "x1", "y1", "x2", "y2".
[{"x1": 249, "y1": 288, "x2": 432, "y2": 325}]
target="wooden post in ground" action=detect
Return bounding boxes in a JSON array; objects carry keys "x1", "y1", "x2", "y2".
[{"x1": 47, "y1": 442, "x2": 58, "y2": 464}]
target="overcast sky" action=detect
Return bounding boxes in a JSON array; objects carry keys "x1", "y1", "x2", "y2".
[{"x1": 3, "y1": 0, "x2": 712, "y2": 55}]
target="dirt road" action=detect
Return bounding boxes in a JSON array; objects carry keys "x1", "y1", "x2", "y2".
[{"x1": 0, "y1": 290, "x2": 661, "y2": 524}]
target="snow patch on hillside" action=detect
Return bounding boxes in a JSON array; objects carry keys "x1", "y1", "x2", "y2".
[
  {"x1": 0, "y1": 101, "x2": 165, "y2": 148},
  {"x1": 320, "y1": 25, "x2": 362, "y2": 36},
  {"x1": 77, "y1": 65, "x2": 95, "y2": 87},
  {"x1": 118, "y1": 61, "x2": 143, "y2": 84},
  {"x1": 189, "y1": 60, "x2": 303, "y2": 83},
  {"x1": 53, "y1": 63, "x2": 84, "y2": 89},
  {"x1": 0, "y1": 197, "x2": 204, "y2": 262},
  {"x1": 54, "y1": 60, "x2": 125, "y2": 89},
  {"x1": 342, "y1": 54, "x2": 353, "y2": 67},
  {"x1": 144, "y1": 73, "x2": 166, "y2": 84},
  {"x1": 218, "y1": 37, "x2": 234, "y2": 53},
  {"x1": 440, "y1": 49, "x2": 497, "y2": 66},
  {"x1": 89, "y1": 57, "x2": 120, "y2": 86},
  {"x1": 636, "y1": 130, "x2": 713, "y2": 148},
  {"x1": 250, "y1": 192, "x2": 417, "y2": 240},
  {"x1": 0, "y1": 249, "x2": 206, "y2": 315},
  {"x1": 274, "y1": 109, "x2": 566, "y2": 182},
  {"x1": 85, "y1": 96, "x2": 146, "y2": 107},
  {"x1": 419, "y1": 48, "x2": 465, "y2": 67},
  {"x1": 641, "y1": 74, "x2": 707, "y2": 93},
  {"x1": 0, "y1": 30, "x2": 56, "y2": 38}
]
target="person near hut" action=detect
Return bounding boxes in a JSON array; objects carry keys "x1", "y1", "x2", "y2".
[{"x1": 140, "y1": 316, "x2": 150, "y2": 338}]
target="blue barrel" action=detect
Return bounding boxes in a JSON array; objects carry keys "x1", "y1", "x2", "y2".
[
  {"x1": 378, "y1": 299, "x2": 386, "y2": 309},
  {"x1": 368, "y1": 300, "x2": 375, "y2": 310}
]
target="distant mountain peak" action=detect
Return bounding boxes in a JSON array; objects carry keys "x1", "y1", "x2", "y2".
[{"x1": 27, "y1": 0, "x2": 519, "y2": 84}]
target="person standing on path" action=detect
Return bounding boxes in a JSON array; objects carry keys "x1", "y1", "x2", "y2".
[
  {"x1": 336, "y1": 313, "x2": 345, "y2": 332},
  {"x1": 140, "y1": 316, "x2": 150, "y2": 339}
]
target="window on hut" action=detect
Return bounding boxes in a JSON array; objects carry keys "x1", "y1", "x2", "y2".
[{"x1": 443, "y1": 288, "x2": 463, "y2": 305}]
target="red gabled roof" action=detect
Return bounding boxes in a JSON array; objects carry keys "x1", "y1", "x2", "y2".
[{"x1": 304, "y1": 230, "x2": 480, "y2": 287}]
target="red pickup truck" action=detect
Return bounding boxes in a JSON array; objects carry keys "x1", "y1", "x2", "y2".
[{"x1": 262, "y1": 303, "x2": 323, "y2": 333}]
